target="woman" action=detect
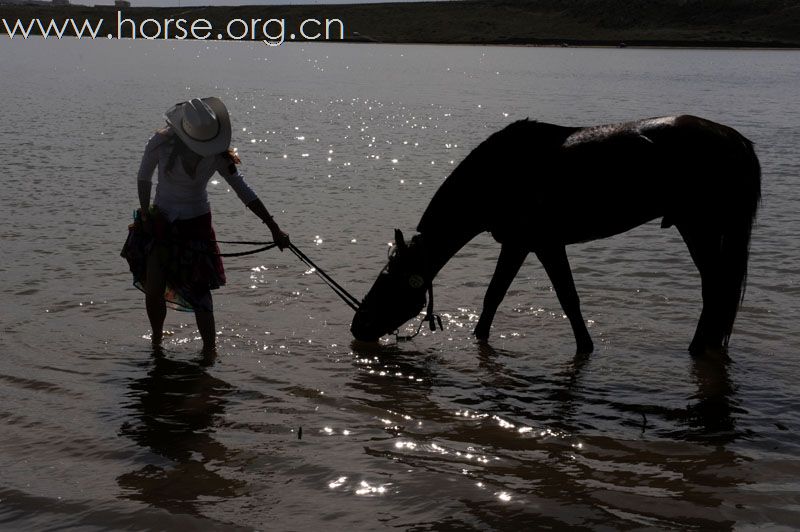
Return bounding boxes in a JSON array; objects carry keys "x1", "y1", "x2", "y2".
[{"x1": 125, "y1": 97, "x2": 290, "y2": 354}]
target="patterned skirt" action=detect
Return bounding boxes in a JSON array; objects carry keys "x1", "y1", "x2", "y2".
[{"x1": 121, "y1": 209, "x2": 225, "y2": 312}]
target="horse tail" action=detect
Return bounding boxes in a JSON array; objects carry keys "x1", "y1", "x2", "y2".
[{"x1": 717, "y1": 136, "x2": 761, "y2": 346}]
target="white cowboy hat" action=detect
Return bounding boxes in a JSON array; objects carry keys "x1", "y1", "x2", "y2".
[{"x1": 164, "y1": 97, "x2": 232, "y2": 157}]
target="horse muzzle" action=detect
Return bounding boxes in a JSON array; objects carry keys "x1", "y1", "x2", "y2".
[{"x1": 350, "y1": 309, "x2": 382, "y2": 342}]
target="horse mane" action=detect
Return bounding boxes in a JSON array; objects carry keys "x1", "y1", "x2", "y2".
[{"x1": 417, "y1": 119, "x2": 575, "y2": 233}]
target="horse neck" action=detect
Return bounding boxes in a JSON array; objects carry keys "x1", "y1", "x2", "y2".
[
  {"x1": 418, "y1": 225, "x2": 482, "y2": 280},
  {"x1": 415, "y1": 139, "x2": 499, "y2": 278},
  {"x1": 416, "y1": 186, "x2": 485, "y2": 280}
]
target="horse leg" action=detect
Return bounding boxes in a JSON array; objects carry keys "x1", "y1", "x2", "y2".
[
  {"x1": 677, "y1": 223, "x2": 724, "y2": 355},
  {"x1": 535, "y1": 245, "x2": 594, "y2": 355},
  {"x1": 474, "y1": 244, "x2": 528, "y2": 341}
]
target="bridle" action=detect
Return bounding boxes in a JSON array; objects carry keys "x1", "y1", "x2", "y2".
[{"x1": 391, "y1": 236, "x2": 444, "y2": 342}]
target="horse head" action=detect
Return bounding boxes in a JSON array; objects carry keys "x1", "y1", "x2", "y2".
[{"x1": 351, "y1": 229, "x2": 430, "y2": 341}]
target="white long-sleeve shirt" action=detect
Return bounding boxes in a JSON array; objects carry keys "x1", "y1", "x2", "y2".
[{"x1": 137, "y1": 130, "x2": 258, "y2": 221}]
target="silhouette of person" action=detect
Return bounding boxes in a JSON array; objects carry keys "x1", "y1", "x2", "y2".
[{"x1": 122, "y1": 97, "x2": 290, "y2": 354}]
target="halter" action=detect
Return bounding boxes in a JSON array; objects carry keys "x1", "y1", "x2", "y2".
[
  {"x1": 394, "y1": 283, "x2": 445, "y2": 341},
  {"x1": 393, "y1": 236, "x2": 444, "y2": 342}
]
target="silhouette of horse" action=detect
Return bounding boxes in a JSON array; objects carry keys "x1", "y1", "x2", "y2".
[{"x1": 351, "y1": 116, "x2": 761, "y2": 355}]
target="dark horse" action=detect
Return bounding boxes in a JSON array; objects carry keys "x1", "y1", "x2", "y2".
[{"x1": 351, "y1": 116, "x2": 760, "y2": 355}]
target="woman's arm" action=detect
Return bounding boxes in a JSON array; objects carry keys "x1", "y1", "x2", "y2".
[
  {"x1": 218, "y1": 154, "x2": 290, "y2": 249},
  {"x1": 138, "y1": 181, "x2": 152, "y2": 217},
  {"x1": 247, "y1": 198, "x2": 290, "y2": 250},
  {"x1": 137, "y1": 131, "x2": 169, "y2": 220},
  {"x1": 246, "y1": 197, "x2": 278, "y2": 229}
]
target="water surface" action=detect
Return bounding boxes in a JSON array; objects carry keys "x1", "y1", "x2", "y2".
[{"x1": 1, "y1": 38, "x2": 799, "y2": 529}]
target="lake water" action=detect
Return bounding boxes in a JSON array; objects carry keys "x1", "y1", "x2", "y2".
[{"x1": 1, "y1": 38, "x2": 799, "y2": 529}]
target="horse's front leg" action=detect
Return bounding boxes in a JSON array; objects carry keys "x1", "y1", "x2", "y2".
[
  {"x1": 535, "y1": 245, "x2": 594, "y2": 355},
  {"x1": 474, "y1": 244, "x2": 528, "y2": 341}
]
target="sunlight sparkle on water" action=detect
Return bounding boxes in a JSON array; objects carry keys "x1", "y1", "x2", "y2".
[
  {"x1": 492, "y1": 415, "x2": 515, "y2": 429},
  {"x1": 355, "y1": 480, "x2": 388, "y2": 496},
  {"x1": 328, "y1": 476, "x2": 347, "y2": 489},
  {"x1": 455, "y1": 409, "x2": 489, "y2": 420}
]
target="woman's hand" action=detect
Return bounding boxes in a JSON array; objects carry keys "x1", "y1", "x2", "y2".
[
  {"x1": 138, "y1": 208, "x2": 154, "y2": 235},
  {"x1": 271, "y1": 227, "x2": 290, "y2": 251},
  {"x1": 246, "y1": 199, "x2": 289, "y2": 249}
]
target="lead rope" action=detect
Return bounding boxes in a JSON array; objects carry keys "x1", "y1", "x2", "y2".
[
  {"x1": 209, "y1": 239, "x2": 361, "y2": 310},
  {"x1": 212, "y1": 240, "x2": 278, "y2": 258},
  {"x1": 212, "y1": 238, "x2": 444, "y2": 336},
  {"x1": 288, "y1": 243, "x2": 361, "y2": 312}
]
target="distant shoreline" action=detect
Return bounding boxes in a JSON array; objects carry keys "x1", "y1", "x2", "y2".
[
  {"x1": 4, "y1": 36, "x2": 799, "y2": 52},
  {"x1": 2, "y1": 0, "x2": 799, "y2": 48}
]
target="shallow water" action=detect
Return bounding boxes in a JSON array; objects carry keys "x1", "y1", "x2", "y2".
[{"x1": 1, "y1": 38, "x2": 799, "y2": 529}]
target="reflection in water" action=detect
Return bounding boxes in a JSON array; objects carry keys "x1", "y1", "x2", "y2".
[
  {"x1": 350, "y1": 341, "x2": 750, "y2": 528},
  {"x1": 118, "y1": 350, "x2": 243, "y2": 516},
  {"x1": 349, "y1": 342, "x2": 440, "y2": 417},
  {"x1": 684, "y1": 353, "x2": 745, "y2": 443}
]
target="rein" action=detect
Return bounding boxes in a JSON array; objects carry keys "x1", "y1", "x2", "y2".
[
  {"x1": 287, "y1": 243, "x2": 361, "y2": 312},
  {"x1": 162, "y1": 238, "x2": 279, "y2": 257},
  {"x1": 132, "y1": 211, "x2": 360, "y2": 310},
  {"x1": 138, "y1": 221, "x2": 448, "y2": 330},
  {"x1": 212, "y1": 240, "x2": 279, "y2": 258},
  {"x1": 182, "y1": 236, "x2": 361, "y2": 310},
  {"x1": 215, "y1": 236, "x2": 447, "y2": 337}
]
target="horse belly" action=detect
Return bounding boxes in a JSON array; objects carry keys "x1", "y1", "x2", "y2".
[{"x1": 541, "y1": 155, "x2": 668, "y2": 245}]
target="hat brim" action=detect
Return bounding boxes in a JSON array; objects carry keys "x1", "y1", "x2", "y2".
[{"x1": 164, "y1": 97, "x2": 232, "y2": 157}]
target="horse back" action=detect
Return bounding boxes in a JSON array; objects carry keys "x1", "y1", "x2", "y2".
[
  {"x1": 541, "y1": 116, "x2": 756, "y2": 242},
  {"x1": 418, "y1": 116, "x2": 758, "y2": 246}
]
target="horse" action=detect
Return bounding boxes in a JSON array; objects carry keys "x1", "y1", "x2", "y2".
[{"x1": 350, "y1": 116, "x2": 761, "y2": 355}]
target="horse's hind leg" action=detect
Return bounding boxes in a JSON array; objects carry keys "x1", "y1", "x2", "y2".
[
  {"x1": 474, "y1": 244, "x2": 528, "y2": 341},
  {"x1": 536, "y1": 245, "x2": 594, "y2": 354},
  {"x1": 677, "y1": 223, "x2": 724, "y2": 354}
]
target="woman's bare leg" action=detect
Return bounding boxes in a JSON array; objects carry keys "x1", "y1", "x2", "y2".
[
  {"x1": 144, "y1": 251, "x2": 167, "y2": 347},
  {"x1": 195, "y1": 293, "x2": 216, "y2": 354}
]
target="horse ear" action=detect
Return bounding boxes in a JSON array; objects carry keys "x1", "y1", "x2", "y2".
[{"x1": 394, "y1": 229, "x2": 407, "y2": 251}]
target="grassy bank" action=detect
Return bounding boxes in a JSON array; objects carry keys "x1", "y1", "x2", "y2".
[{"x1": 2, "y1": 0, "x2": 799, "y2": 47}]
